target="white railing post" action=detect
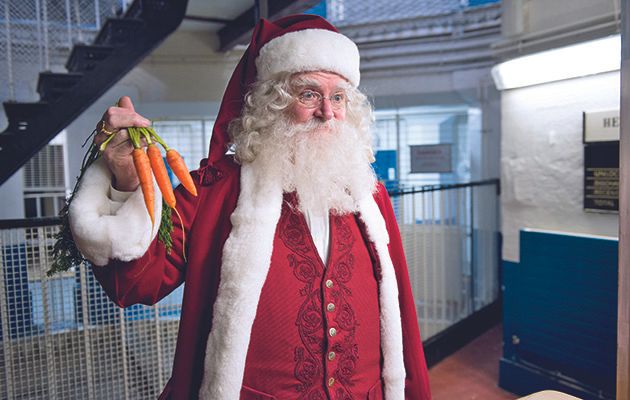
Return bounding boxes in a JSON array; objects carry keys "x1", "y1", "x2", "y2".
[
  {"x1": 421, "y1": 190, "x2": 429, "y2": 337},
  {"x1": 4, "y1": 0, "x2": 14, "y2": 100},
  {"x1": 38, "y1": 228, "x2": 57, "y2": 400},
  {"x1": 0, "y1": 232, "x2": 15, "y2": 399},
  {"x1": 439, "y1": 190, "x2": 446, "y2": 325},
  {"x1": 65, "y1": 0, "x2": 72, "y2": 48},
  {"x1": 120, "y1": 307, "x2": 130, "y2": 400},
  {"x1": 94, "y1": 0, "x2": 101, "y2": 30},
  {"x1": 73, "y1": 0, "x2": 83, "y2": 43},
  {"x1": 79, "y1": 263, "x2": 95, "y2": 400},
  {"x1": 154, "y1": 304, "x2": 164, "y2": 389},
  {"x1": 42, "y1": 0, "x2": 49, "y2": 71}
]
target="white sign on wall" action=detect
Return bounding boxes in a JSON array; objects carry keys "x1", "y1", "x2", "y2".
[
  {"x1": 410, "y1": 144, "x2": 452, "y2": 173},
  {"x1": 583, "y1": 110, "x2": 620, "y2": 143}
]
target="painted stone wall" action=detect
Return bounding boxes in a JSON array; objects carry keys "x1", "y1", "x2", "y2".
[{"x1": 501, "y1": 71, "x2": 620, "y2": 262}]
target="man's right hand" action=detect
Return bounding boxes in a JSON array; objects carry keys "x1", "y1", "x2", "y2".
[{"x1": 94, "y1": 96, "x2": 152, "y2": 192}]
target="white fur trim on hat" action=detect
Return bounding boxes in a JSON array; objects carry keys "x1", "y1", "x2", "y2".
[{"x1": 256, "y1": 28, "x2": 360, "y2": 86}]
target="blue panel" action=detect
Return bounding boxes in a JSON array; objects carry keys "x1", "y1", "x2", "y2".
[
  {"x1": 304, "y1": 1, "x2": 327, "y2": 18},
  {"x1": 468, "y1": 0, "x2": 500, "y2": 6},
  {"x1": 500, "y1": 231, "x2": 617, "y2": 399},
  {"x1": 1, "y1": 244, "x2": 34, "y2": 339},
  {"x1": 374, "y1": 150, "x2": 399, "y2": 193},
  {"x1": 76, "y1": 265, "x2": 119, "y2": 325}
]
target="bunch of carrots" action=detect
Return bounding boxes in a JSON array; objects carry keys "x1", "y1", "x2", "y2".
[
  {"x1": 112, "y1": 126, "x2": 198, "y2": 227},
  {"x1": 49, "y1": 124, "x2": 195, "y2": 275},
  {"x1": 101, "y1": 126, "x2": 197, "y2": 260}
]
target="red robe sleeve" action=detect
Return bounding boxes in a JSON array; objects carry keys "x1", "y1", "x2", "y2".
[
  {"x1": 92, "y1": 179, "x2": 200, "y2": 308},
  {"x1": 374, "y1": 183, "x2": 433, "y2": 400}
]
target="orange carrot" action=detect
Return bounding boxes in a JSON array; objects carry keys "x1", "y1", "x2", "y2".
[
  {"x1": 132, "y1": 147, "x2": 155, "y2": 227},
  {"x1": 166, "y1": 149, "x2": 197, "y2": 197},
  {"x1": 147, "y1": 144, "x2": 176, "y2": 208}
]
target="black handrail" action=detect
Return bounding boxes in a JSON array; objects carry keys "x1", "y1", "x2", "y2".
[
  {"x1": 1, "y1": 178, "x2": 501, "y2": 229},
  {"x1": 0, "y1": 217, "x2": 62, "y2": 229},
  {"x1": 387, "y1": 178, "x2": 500, "y2": 197}
]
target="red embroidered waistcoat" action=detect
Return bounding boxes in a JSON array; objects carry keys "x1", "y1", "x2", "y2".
[{"x1": 241, "y1": 195, "x2": 384, "y2": 400}]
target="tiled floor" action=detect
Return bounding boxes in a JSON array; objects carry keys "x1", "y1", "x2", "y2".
[{"x1": 428, "y1": 324, "x2": 518, "y2": 400}]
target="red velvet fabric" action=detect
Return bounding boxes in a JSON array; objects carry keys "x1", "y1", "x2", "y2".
[
  {"x1": 241, "y1": 194, "x2": 381, "y2": 399},
  {"x1": 92, "y1": 156, "x2": 431, "y2": 399}
]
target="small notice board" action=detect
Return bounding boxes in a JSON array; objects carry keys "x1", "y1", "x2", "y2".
[{"x1": 583, "y1": 110, "x2": 619, "y2": 213}]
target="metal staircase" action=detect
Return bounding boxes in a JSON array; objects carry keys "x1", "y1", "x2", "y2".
[{"x1": 0, "y1": 0, "x2": 189, "y2": 185}]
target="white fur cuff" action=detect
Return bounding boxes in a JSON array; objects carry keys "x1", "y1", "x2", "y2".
[
  {"x1": 256, "y1": 29, "x2": 361, "y2": 87},
  {"x1": 68, "y1": 158, "x2": 161, "y2": 266}
]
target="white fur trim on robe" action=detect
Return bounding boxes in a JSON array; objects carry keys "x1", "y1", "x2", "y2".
[
  {"x1": 198, "y1": 157, "x2": 284, "y2": 400},
  {"x1": 358, "y1": 196, "x2": 406, "y2": 399},
  {"x1": 68, "y1": 157, "x2": 161, "y2": 266},
  {"x1": 199, "y1": 172, "x2": 406, "y2": 399}
]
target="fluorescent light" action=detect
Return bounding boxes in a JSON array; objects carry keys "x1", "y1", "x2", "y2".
[{"x1": 491, "y1": 35, "x2": 621, "y2": 90}]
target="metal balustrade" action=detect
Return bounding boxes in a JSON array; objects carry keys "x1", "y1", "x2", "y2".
[
  {"x1": 0, "y1": 220, "x2": 181, "y2": 399},
  {"x1": 390, "y1": 179, "x2": 500, "y2": 339},
  {"x1": 0, "y1": 180, "x2": 499, "y2": 398}
]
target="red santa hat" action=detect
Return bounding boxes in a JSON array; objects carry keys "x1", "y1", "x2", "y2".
[{"x1": 207, "y1": 14, "x2": 360, "y2": 164}]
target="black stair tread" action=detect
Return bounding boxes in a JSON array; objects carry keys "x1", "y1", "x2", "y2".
[
  {"x1": 65, "y1": 44, "x2": 115, "y2": 71},
  {"x1": 3, "y1": 101, "x2": 50, "y2": 138},
  {"x1": 37, "y1": 72, "x2": 84, "y2": 89},
  {"x1": 37, "y1": 72, "x2": 84, "y2": 99},
  {"x1": 94, "y1": 18, "x2": 146, "y2": 46},
  {"x1": 3, "y1": 101, "x2": 50, "y2": 125}
]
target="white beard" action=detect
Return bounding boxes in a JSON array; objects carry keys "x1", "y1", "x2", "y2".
[{"x1": 252, "y1": 117, "x2": 377, "y2": 217}]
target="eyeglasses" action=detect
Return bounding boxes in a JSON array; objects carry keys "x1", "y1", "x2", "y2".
[{"x1": 296, "y1": 90, "x2": 347, "y2": 109}]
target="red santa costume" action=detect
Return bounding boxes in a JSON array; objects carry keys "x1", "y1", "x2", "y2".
[{"x1": 68, "y1": 14, "x2": 432, "y2": 400}]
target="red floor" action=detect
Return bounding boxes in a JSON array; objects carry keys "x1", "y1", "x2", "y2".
[{"x1": 428, "y1": 324, "x2": 518, "y2": 400}]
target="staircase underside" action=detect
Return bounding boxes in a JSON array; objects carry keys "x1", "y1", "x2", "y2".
[{"x1": 0, "y1": 0, "x2": 189, "y2": 185}]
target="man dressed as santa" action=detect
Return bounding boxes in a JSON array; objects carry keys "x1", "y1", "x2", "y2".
[{"x1": 69, "y1": 14, "x2": 432, "y2": 400}]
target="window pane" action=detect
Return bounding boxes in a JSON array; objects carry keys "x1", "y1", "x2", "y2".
[
  {"x1": 24, "y1": 198, "x2": 37, "y2": 218},
  {"x1": 40, "y1": 197, "x2": 56, "y2": 217}
]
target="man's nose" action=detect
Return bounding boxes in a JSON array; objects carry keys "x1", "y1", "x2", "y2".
[{"x1": 314, "y1": 97, "x2": 334, "y2": 120}]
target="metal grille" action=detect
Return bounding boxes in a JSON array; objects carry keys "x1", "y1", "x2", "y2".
[
  {"x1": 374, "y1": 106, "x2": 476, "y2": 187},
  {"x1": 0, "y1": 0, "x2": 123, "y2": 104},
  {"x1": 327, "y1": 0, "x2": 501, "y2": 26},
  {"x1": 152, "y1": 119, "x2": 215, "y2": 187},
  {"x1": 391, "y1": 181, "x2": 499, "y2": 339},
  {"x1": 0, "y1": 223, "x2": 181, "y2": 399},
  {"x1": 23, "y1": 144, "x2": 66, "y2": 190}
]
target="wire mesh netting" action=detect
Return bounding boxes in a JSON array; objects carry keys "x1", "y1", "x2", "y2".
[
  {"x1": 0, "y1": 224, "x2": 181, "y2": 399},
  {"x1": 327, "y1": 0, "x2": 501, "y2": 26},
  {"x1": 0, "y1": 0, "x2": 124, "y2": 106}
]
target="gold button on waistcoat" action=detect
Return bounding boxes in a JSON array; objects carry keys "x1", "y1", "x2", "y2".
[
  {"x1": 328, "y1": 351, "x2": 336, "y2": 361},
  {"x1": 328, "y1": 377, "x2": 335, "y2": 386},
  {"x1": 327, "y1": 303, "x2": 335, "y2": 312},
  {"x1": 329, "y1": 327, "x2": 337, "y2": 337},
  {"x1": 325, "y1": 279, "x2": 333, "y2": 288}
]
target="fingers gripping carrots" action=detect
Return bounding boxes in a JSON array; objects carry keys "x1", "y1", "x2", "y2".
[{"x1": 115, "y1": 126, "x2": 196, "y2": 259}]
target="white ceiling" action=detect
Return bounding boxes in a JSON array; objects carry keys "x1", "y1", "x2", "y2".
[
  {"x1": 187, "y1": 0, "x2": 255, "y2": 20},
  {"x1": 180, "y1": 0, "x2": 257, "y2": 32}
]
